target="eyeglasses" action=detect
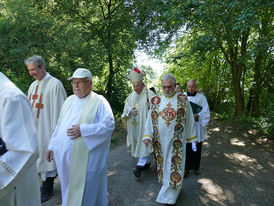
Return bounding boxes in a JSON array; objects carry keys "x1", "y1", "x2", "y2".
[
  {"x1": 162, "y1": 85, "x2": 173, "y2": 89},
  {"x1": 71, "y1": 80, "x2": 90, "y2": 86}
]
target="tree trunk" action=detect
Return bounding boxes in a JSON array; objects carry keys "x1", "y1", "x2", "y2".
[
  {"x1": 250, "y1": 53, "x2": 262, "y2": 117},
  {"x1": 106, "y1": 47, "x2": 114, "y2": 97},
  {"x1": 231, "y1": 64, "x2": 245, "y2": 116}
]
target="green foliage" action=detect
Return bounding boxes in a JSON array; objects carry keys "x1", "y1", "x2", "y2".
[
  {"x1": 154, "y1": 0, "x2": 273, "y2": 118},
  {"x1": 0, "y1": 0, "x2": 152, "y2": 113},
  {"x1": 0, "y1": 0, "x2": 272, "y2": 123},
  {"x1": 0, "y1": 0, "x2": 57, "y2": 93}
]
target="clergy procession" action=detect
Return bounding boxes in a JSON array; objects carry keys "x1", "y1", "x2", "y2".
[{"x1": 0, "y1": 60, "x2": 210, "y2": 206}]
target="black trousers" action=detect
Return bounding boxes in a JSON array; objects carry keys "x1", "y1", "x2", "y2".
[{"x1": 185, "y1": 142, "x2": 203, "y2": 171}]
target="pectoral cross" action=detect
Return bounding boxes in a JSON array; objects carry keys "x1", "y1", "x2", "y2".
[
  {"x1": 132, "y1": 119, "x2": 138, "y2": 127},
  {"x1": 31, "y1": 85, "x2": 39, "y2": 108},
  {"x1": 35, "y1": 94, "x2": 44, "y2": 119}
]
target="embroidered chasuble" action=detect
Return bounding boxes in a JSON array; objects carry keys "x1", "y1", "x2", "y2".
[
  {"x1": 48, "y1": 92, "x2": 115, "y2": 206},
  {"x1": 28, "y1": 73, "x2": 67, "y2": 173},
  {"x1": 122, "y1": 88, "x2": 154, "y2": 157},
  {"x1": 144, "y1": 92, "x2": 197, "y2": 204},
  {"x1": 0, "y1": 72, "x2": 41, "y2": 206}
]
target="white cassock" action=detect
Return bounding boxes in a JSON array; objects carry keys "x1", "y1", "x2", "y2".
[
  {"x1": 121, "y1": 88, "x2": 154, "y2": 158},
  {"x1": 28, "y1": 72, "x2": 67, "y2": 175},
  {"x1": 184, "y1": 92, "x2": 210, "y2": 142},
  {"x1": 144, "y1": 92, "x2": 197, "y2": 204},
  {"x1": 0, "y1": 72, "x2": 40, "y2": 206},
  {"x1": 48, "y1": 92, "x2": 115, "y2": 206}
]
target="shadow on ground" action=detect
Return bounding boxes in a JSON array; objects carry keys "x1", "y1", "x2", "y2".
[{"x1": 43, "y1": 120, "x2": 274, "y2": 206}]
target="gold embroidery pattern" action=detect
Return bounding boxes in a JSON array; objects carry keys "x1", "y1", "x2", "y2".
[
  {"x1": 151, "y1": 94, "x2": 188, "y2": 189},
  {"x1": 0, "y1": 160, "x2": 16, "y2": 176},
  {"x1": 169, "y1": 93, "x2": 187, "y2": 190},
  {"x1": 132, "y1": 118, "x2": 138, "y2": 127},
  {"x1": 150, "y1": 95, "x2": 163, "y2": 184},
  {"x1": 161, "y1": 102, "x2": 176, "y2": 127}
]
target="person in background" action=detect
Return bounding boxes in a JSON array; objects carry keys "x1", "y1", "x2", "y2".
[
  {"x1": 149, "y1": 87, "x2": 157, "y2": 94},
  {"x1": 0, "y1": 72, "x2": 41, "y2": 206},
  {"x1": 122, "y1": 68, "x2": 155, "y2": 178},
  {"x1": 25, "y1": 55, "x2": 67, "y2": 202},
  {"x1": 184, "y1": 79, "x2": 210, "y2": 177},
  {"x1": 175, "y1": 83, "x2": 182, "y2": 93}
]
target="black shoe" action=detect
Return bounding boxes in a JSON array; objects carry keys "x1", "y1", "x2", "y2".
[
  {"x1": 142, "y1": 162, "x2": 151, "y2": 170},
  {"x1": 166, "y1": 204, "x2": 176, "y2": 206},
  {"x1": 184, "y1": 170, "x2": 190, "y2": 178},
  {"x1": 41, "y1": 191, "x2": 53, "y2": 202},
  {"x1": 40, "y1": 177, "x2": 55, "y2": 202},
  {"x1": 133, "y1": 167, "x2": 142, "y2": 178}
]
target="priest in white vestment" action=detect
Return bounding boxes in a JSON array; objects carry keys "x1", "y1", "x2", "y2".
[
  {"x1": 0, "y1": 72, "x2": 41, "y2": 206},
  {"x1": 25, "y1": 55, "x2": 67, "y2": 202},
  {"x1": 47, "y1": 68, "x2": 115, "y2": 206},
  {"x1": 144, "y1": 74, "x2": 197, "y2": 205},
  {"x1": 122, "y1": 67, "x2": 154, "y2": 178},
  {"x1": 184, "y1": 79, "x2": 210, "y2": 176}
]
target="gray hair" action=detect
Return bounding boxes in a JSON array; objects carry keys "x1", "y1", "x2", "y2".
[
  {"x1": 187, "y1": 79, "x2": 197, "y2": 87},
  {"x1": 161, "y1": 73, "x2": 176, "y2": 84},
  {"x1": 25, "y1": 55, "x2": 45, "y2": 69}
]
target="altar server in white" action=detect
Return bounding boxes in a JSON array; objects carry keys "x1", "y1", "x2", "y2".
[
  {"x1": 122, "y1": 67, "x2": 154, "y2": 178},
  {"x1": 0, "y1": 72, "x2": 41, "y2": 206},
  {"x1": 184, "y1": 79, "x2": 210, "y2": 176},
  {"x1": 25, "y1": 55, "x2": 67, "y2": 202},
  {"x1": 144, "y1": 74, "x2": 197, "y2": 205},
  {"x1": 47, "y1": 68, "x2": 115, "y2": 206}
]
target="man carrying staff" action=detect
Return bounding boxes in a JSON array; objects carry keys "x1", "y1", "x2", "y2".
[{"x1": 122, "y1": 67, "x2": 155, "y2": 178}]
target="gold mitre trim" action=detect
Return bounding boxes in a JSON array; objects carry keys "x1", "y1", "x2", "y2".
[
  {"x1": 132, "y1": 80, "x2": 143, "y2": 86},
  {"x1": 129, "y1": 67, "x2": 144, "y2": 85}
]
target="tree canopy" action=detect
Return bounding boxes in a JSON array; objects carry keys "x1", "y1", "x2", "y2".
[{"x1": 0, "y1": 0, "x2": 273, "y2": 135}]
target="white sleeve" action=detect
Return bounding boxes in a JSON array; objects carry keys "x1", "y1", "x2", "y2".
[
  {"x1": 198, "y1": 95, "x2": 210, "y2": 127},
  {"x1": 143, "y1": 109, "x2": 153, "y2": 141}
]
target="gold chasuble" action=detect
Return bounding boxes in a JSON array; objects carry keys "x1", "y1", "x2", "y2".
[{"x1": 58, "y1": 92, "x2": 101, "y2": 206}]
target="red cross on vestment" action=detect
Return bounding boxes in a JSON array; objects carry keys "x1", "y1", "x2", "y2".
[
  {"x1": 31, "y1": 85, "x2": 39, "y2": 108},
  {"x1": 35, "y1": 94, "x2": 44, "y2": 119}
]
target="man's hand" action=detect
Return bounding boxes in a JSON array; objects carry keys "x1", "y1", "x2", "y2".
[
  {"x1": 144, "y1": 139, "x2": 151, "y2": 147},
  {"x1": 47, "y1": 150, "x2": 54, "y2": 162},
  {"x1": 194, "y1": 114, "x2": 199, "y2": 121},
  {"x1": 130, "y1": 107, "x2": 138, "y2": 116},
  {"x1": 67, "y1": 124, "x2": 82, "y2": 139}
]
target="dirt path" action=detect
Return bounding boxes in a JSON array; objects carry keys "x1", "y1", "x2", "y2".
[{"x1": 43, "y1": 120, "x2": 274, "y2": 206}]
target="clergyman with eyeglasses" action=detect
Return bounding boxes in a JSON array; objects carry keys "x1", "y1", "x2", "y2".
[
  {"x1": 143, "y1": 74, "x2": 197, "y2": 206},
  {"x1": 47, "y1": 68, "x2": 115, "y2": 206}
]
